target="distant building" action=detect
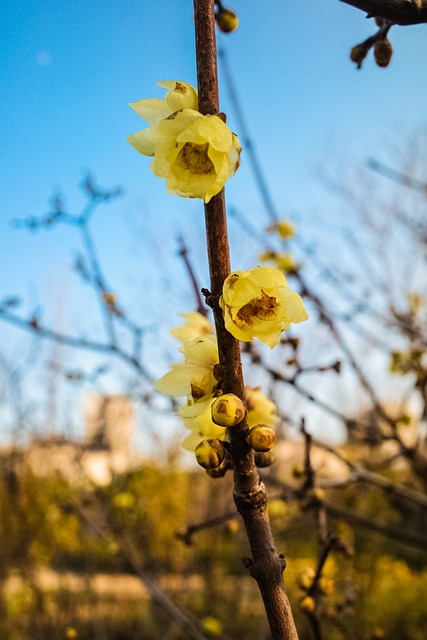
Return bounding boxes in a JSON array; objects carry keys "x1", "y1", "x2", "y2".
[{"x1": 24, "y1": 395, "x2": 136, "y2": 485}]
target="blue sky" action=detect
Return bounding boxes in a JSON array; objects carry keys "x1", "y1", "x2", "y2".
[{"x1": 1, "y1": 0, "x2": 426, "y2": 441}]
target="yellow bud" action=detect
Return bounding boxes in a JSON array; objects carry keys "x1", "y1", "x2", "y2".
[
  {"x1": 226, "y1": 519, "x2": 240, "y2": 534},
  {"x1": 300, "y1": 596, "x2": 316, "y2": 613},
  {"x1": 65, "y1": 629, "x2": 78, "y2": 640},
  {"x1": 246, "y1": 425, "x2": 276, "y2": 452},
  {"x1": 311, "y1": 487, "x2": 326, "y2": 503},
  {"x1": 201, "y1": 616, "x2": 223, "y2": 636},
  {"x1": 195, "y1": 439, "x2": 226, "y2": 469},
  {"x1": 113, "y1": 492, "x2": 135, "y2": 509},
  {"x1": 211, "y1": 393, "x2": 246, "y2": 427},
  {"x1": 216, "y1": 7, "x2": 239, "y2": 33},
  {"x1": 318, "y1": 577, "x2": 335, "y2": 596},
  {"x1": 374, "y1": 39, "x2": 393, "y2": 68},
  {"x1": 296, "y1": 568, "x2": 315, "y2": 591},
  {"x1": 102, "y1": 292, "x2": 117, "y2": 305}
]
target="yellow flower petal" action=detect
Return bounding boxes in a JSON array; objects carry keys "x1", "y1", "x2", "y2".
[
  {"x1": 246, "y1": 387, "x2": 279, "y2": 428},
  {"x1": 278, "y1": 288, "x2": 308, "y2": 324},
  {"x1": 170, "y1": 312, "x2": 213, "y2": 342},
  {"x1": 127, "y1": 128, "x2": 159, "y2": 157},
  {"x1": 129, "y1": 98, "x2": 172, "y2": 126}
]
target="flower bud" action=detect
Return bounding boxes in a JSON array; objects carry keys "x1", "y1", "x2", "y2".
[
  {"x1": 254, "y1": 451, "x2": 276, "y2": 468},
  {"x1": 195, "y1": 439, "x2": 226, "y2": 469},
  {"x1": 374, "y1": 39, "x2": 393, "y2": 68},
  {"x1": 216, "y1": 7, "x2": 239, "y2": 33},
  {"x1": 299, "y1": 596, "x2": 315, "y2": 613},
  {"x1": 311, "y1": 487, "x2": 326, "y2": 504},
  {"x1": 211, "y1": 393, "x2": 246, "y2": 427},
  {"x1": 246, "y1": 425, "x2": 276, "y2": 452}
]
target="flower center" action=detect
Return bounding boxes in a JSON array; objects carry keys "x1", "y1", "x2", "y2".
[
  {"x1": 177, "y1": 143, "x2": 214, "y2": 175},
  {"x1": 236, "y1": 292, "x2": 278, "y2": 328}
]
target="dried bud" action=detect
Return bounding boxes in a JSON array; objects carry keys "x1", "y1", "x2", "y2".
[
  {"x1": 254, "y1": 451, "x2": 276, "y2": 468},
  {"x1": 195, "y1": 439, "x2": 226, "y2": 469},
  {"x1": 215, "y1": 7, "x2": 239, "y2": 33},
  {"x1": 350, "y1": 43, "x2": 368, "y2": 69},
  {"x1": 211, "y1": 393, "x2": 246, "y2": 427},
  {"x1": 292, "y1": 464, "x2": 305, "y2": 479},
  {"x1": 374, "y1": 39, "x2": 393, "y2": 68},
  {"x1": 246, "y1": 425, "x2": 276, "y2": 452},
  {"x1": 299, "y1": 596, "x2": 316, "y2": 613}
]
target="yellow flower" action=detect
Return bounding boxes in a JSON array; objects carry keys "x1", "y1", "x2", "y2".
[
  {"x1": 170, "y1": 312, "x2": 213, "y2": 342},
  {"x1": 179, "y1": 397, "x2": 226, "y2": 451},
  {"x1": 267, "y1": 220, "x2": 295, "y2": 239},
  {"x1": 155, "y1": 335, "x2": 219, "y2": 401},
  {"x1": 246, "y1": 386, "x2": 279, "y2": 428},
  {"x1": 220, "y1": 266, "x2": 308, "y2": 348},
  {"x1": 259, "y1": 250, "x2": 299, "y2": 274},
  {"x1": 127, "y1": 82, "x2": 241, "y2": 203}
]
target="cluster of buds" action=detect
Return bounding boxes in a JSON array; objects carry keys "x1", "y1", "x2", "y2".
[
  {"x1": 350, "y1": 36, "x2": 393, "y2": 70},
  {"x1": 155, "y1": 313, "x2": 281, "y2": 472},
  {"x1": 297, "y1": 567, "x2": 335, "y2": 614}
]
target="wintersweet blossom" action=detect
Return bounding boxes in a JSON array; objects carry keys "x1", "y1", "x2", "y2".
[
  {"x1": 266, "y1": 220, "x2": 295, "y2": 239},
  {"x1": 154, "y1": 335, "x2": 219, "y2": 401},
  {"x1": 154, "y1": 314, "x2": 281, "y2": 452},
  {"x1": 170, "y1": 312, "x2": 213, "y2": 342},
  {"x1": 259, "y1": 250, "x2": 300, "y2": 274},
  {"x1": 220, "y1": 266, "x2": 308, "y2": 348},
  {"x1": 245, "y1": 386, "x2": 279, "y2": 428},
  {"x1": 127, "y1": 81, "x2": 241, "y2": 203}
]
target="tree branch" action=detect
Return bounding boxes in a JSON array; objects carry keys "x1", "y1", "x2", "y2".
[
  {"x1": 193, "y1": 1, "x2": 299, "y2": 638},
  {"x1": 340, "y1": 0, "x2": 427, "y2": 25}
]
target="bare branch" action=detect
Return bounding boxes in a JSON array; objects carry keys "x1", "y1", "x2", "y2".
[{"x1": 340, "y1": 0, "x2": 427, "y2": 25}]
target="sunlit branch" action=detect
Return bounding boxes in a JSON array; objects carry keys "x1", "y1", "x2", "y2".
[{"x1": 194, "y1": 2, "x2": 298, "y2": 638}]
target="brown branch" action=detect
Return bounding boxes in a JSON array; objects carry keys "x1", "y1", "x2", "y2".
[
  {"x1": 340, "y1": 0, "x2": 427, "y2": 25},
  {"x1": 193, "y1": 2, "x2": 299, "y2": 638}
]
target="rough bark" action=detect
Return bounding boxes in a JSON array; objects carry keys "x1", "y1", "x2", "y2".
[
  {"x1": 193, "y1": 1, "x2": 299, "y2": 638},
  {"x1": 340, "y1": 0, "x2": 427, "y2": 25}
]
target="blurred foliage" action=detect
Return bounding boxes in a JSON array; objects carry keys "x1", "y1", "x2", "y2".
[{"x1": 0, "y1": 453, "x2": 426, "y2": 639}]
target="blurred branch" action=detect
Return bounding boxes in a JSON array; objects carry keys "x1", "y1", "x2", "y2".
[
  {"x1": 265, "y1": 475, "x2": 427, "y2": 553},
  {"x1": 177, "y1": 237, "x2": 209, "y2": 317},
  {"x1": 367, "y1": 157, "x2": 427, "y2": 195},
  {"x1": 0, "y1": 308, "x2": 153, "y2": 382}
]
